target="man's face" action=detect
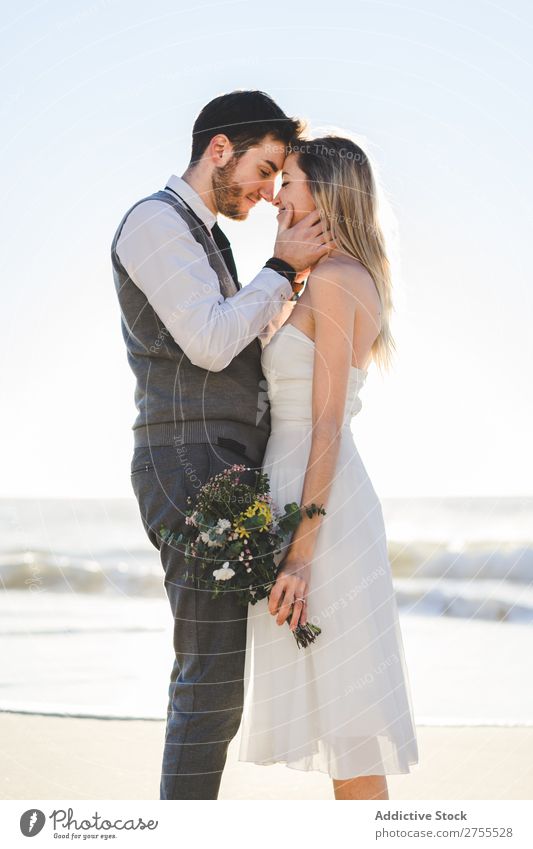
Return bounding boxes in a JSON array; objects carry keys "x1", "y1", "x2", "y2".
[{"x1": 212, "y1": 133, "x2": 286, "y2": 221}]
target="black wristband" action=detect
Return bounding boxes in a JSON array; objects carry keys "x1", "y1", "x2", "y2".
[{"x1": 264, "y1": 256, "x2": 297, "y2": 284}]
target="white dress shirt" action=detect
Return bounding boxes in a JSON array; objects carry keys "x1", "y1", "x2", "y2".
[{"x1": 115, "y1": 174, "x2": 296, "y2": 372}]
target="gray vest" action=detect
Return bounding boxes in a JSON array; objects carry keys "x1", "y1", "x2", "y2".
[{"x1": 111, "y1": 190, "x2": 271, "y2": 466}]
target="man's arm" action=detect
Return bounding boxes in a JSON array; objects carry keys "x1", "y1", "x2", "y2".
[
  {"x1": 258, "y1": 298, "x2": 297, "y2": 349},
  {"x1": 116, "y1": 199, "x2": 294, "y2": 372}
]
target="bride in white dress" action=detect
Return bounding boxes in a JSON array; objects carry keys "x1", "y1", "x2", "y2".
[{"x1": 238, "y1": 136, "x2": 419, "y2": 800}]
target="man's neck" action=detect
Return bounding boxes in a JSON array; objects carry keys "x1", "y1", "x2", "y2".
[{"x1": 181, "y1": 166, "x2": 217, "y2": 215}]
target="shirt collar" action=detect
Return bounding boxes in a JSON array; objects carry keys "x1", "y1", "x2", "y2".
[{"x1": 163, "y1": 174, "x2": 217, "y2": 230}]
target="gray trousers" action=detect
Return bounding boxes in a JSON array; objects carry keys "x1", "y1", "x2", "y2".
[{"x1": 130, "y1": 439, "x2": 260, "y2": 800}]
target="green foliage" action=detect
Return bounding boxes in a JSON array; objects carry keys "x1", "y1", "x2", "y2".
[{"x1": 160, "y1": 464, "x2": 326, "y2": 648}]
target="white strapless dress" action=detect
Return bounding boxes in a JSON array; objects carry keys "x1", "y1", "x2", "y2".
[{"x1": 238, "y1": 323, "x2": 419, "y2": 779}]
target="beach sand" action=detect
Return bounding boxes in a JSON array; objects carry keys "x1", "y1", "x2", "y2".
[
  {"x1": 1, "y1": 713, "x2": 532, "y2": 800},
  {"x1": 2, "y1": 592, "x2": 533, "y2": 800}
]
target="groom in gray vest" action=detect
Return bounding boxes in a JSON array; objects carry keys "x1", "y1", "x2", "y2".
[{"x1": 111, "y1": 91, "x2": 331, "y2": 800}]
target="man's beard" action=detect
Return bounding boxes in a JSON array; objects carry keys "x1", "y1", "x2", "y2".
[{"x1": 211, "y1": 157, "x2": 248, "y2": 221}]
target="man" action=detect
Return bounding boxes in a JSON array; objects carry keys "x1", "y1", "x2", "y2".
[{"x1": 111, "y1": 90, "x2": 332, "y2": 800}]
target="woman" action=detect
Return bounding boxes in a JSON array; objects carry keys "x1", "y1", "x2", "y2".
[{"x1": 238, "y1": 136, "x2": 419, "y2": 800}]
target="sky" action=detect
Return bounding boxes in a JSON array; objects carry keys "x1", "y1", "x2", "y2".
[{"x1": 1, "y1": 0, "x2": 532, "y2": 498}]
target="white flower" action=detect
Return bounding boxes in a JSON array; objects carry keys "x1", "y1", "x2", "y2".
[
  {"x1": 216, "y1": 518, "x2": 231, "y2": 533},
  {"x1": 212, "y1": 563, "x2": 235, "y2": 581},
  {"x1": 199, "y1": 530, "x2": 222, "y2": 548}
]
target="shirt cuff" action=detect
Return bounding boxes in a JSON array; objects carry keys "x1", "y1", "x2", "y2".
[{"x1": 258, "y1": 267, "x2": 295, "y2": 301}]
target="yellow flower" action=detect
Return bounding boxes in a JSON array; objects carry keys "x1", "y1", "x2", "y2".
[
  {"x1": 259, "y1": 505, "x2": 272, "y2": 520},
  {"x1": 233, "y1": 500, "x2": 272, "y2": 536}
]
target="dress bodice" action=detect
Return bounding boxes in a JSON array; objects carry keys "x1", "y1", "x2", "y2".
[{"x1": 261, "y1": 323, "x2": 367, "y2": 430}]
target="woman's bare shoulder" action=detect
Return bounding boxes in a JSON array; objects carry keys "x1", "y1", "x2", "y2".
[{"x1": 310, "y1": 254, "x2": 378, "y2": 303}]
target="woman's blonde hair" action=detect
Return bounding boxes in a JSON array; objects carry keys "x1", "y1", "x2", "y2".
[{"x1": 291, "y1": 135, "x2": 395, "y2": 372}]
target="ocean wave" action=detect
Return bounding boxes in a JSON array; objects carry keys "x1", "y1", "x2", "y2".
[
  {"x1": 1, "y1": 545, "x2": 532, "y2": 625},
  {"x1": 394, "y1": 578, "x2": 533, "y2": 624},
  {"x1": 388, "y1": 541, "x2": 533, "y2": 583},
  {"x1": 0, "y1": 550, "x2": 165, "y2": 597}
]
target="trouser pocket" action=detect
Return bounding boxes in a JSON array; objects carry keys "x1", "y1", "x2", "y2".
[{"x1": 130, "y1": 444, "x2": 210, "y2": 550}]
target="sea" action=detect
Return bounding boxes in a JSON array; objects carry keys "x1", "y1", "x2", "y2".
[
  {"x1": 1, "y1": 496, "x2": 532, "y2": 623},
  {"x1": 1, "y1": 496, "x2": 532, "y2": 723}
]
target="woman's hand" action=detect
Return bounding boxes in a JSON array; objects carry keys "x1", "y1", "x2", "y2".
[{"x1": 268, "y1": 554, "x2": 311, "y2": 630}]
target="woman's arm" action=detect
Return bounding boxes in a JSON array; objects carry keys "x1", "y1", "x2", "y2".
[
  {"x1": 288, "y1": 259, "x2": 358, "y2": 558},
  {"x1": 268, "y1": 258, "x2": 360, "y2": 629}
]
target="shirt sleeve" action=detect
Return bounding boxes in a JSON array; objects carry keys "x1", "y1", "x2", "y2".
[
  {"x1": 258, "y1": 299, "x2": 297, "y2": 349},
  {"x1": 115, "y1": 199, "x2": 294, "y2": 372}
]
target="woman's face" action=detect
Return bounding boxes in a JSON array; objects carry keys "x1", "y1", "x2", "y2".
[{"x1": 272, "y1": 153, "x2": 316, "y2": 224}]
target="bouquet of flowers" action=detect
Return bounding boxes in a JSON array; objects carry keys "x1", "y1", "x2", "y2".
[{"x1": 159, "y1": 464, "x2": 326, "y2": 648}]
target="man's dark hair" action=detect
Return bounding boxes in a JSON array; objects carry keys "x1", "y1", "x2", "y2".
[{"x1": 189, "y1": 90, "x2": 303, "y2": 166}]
